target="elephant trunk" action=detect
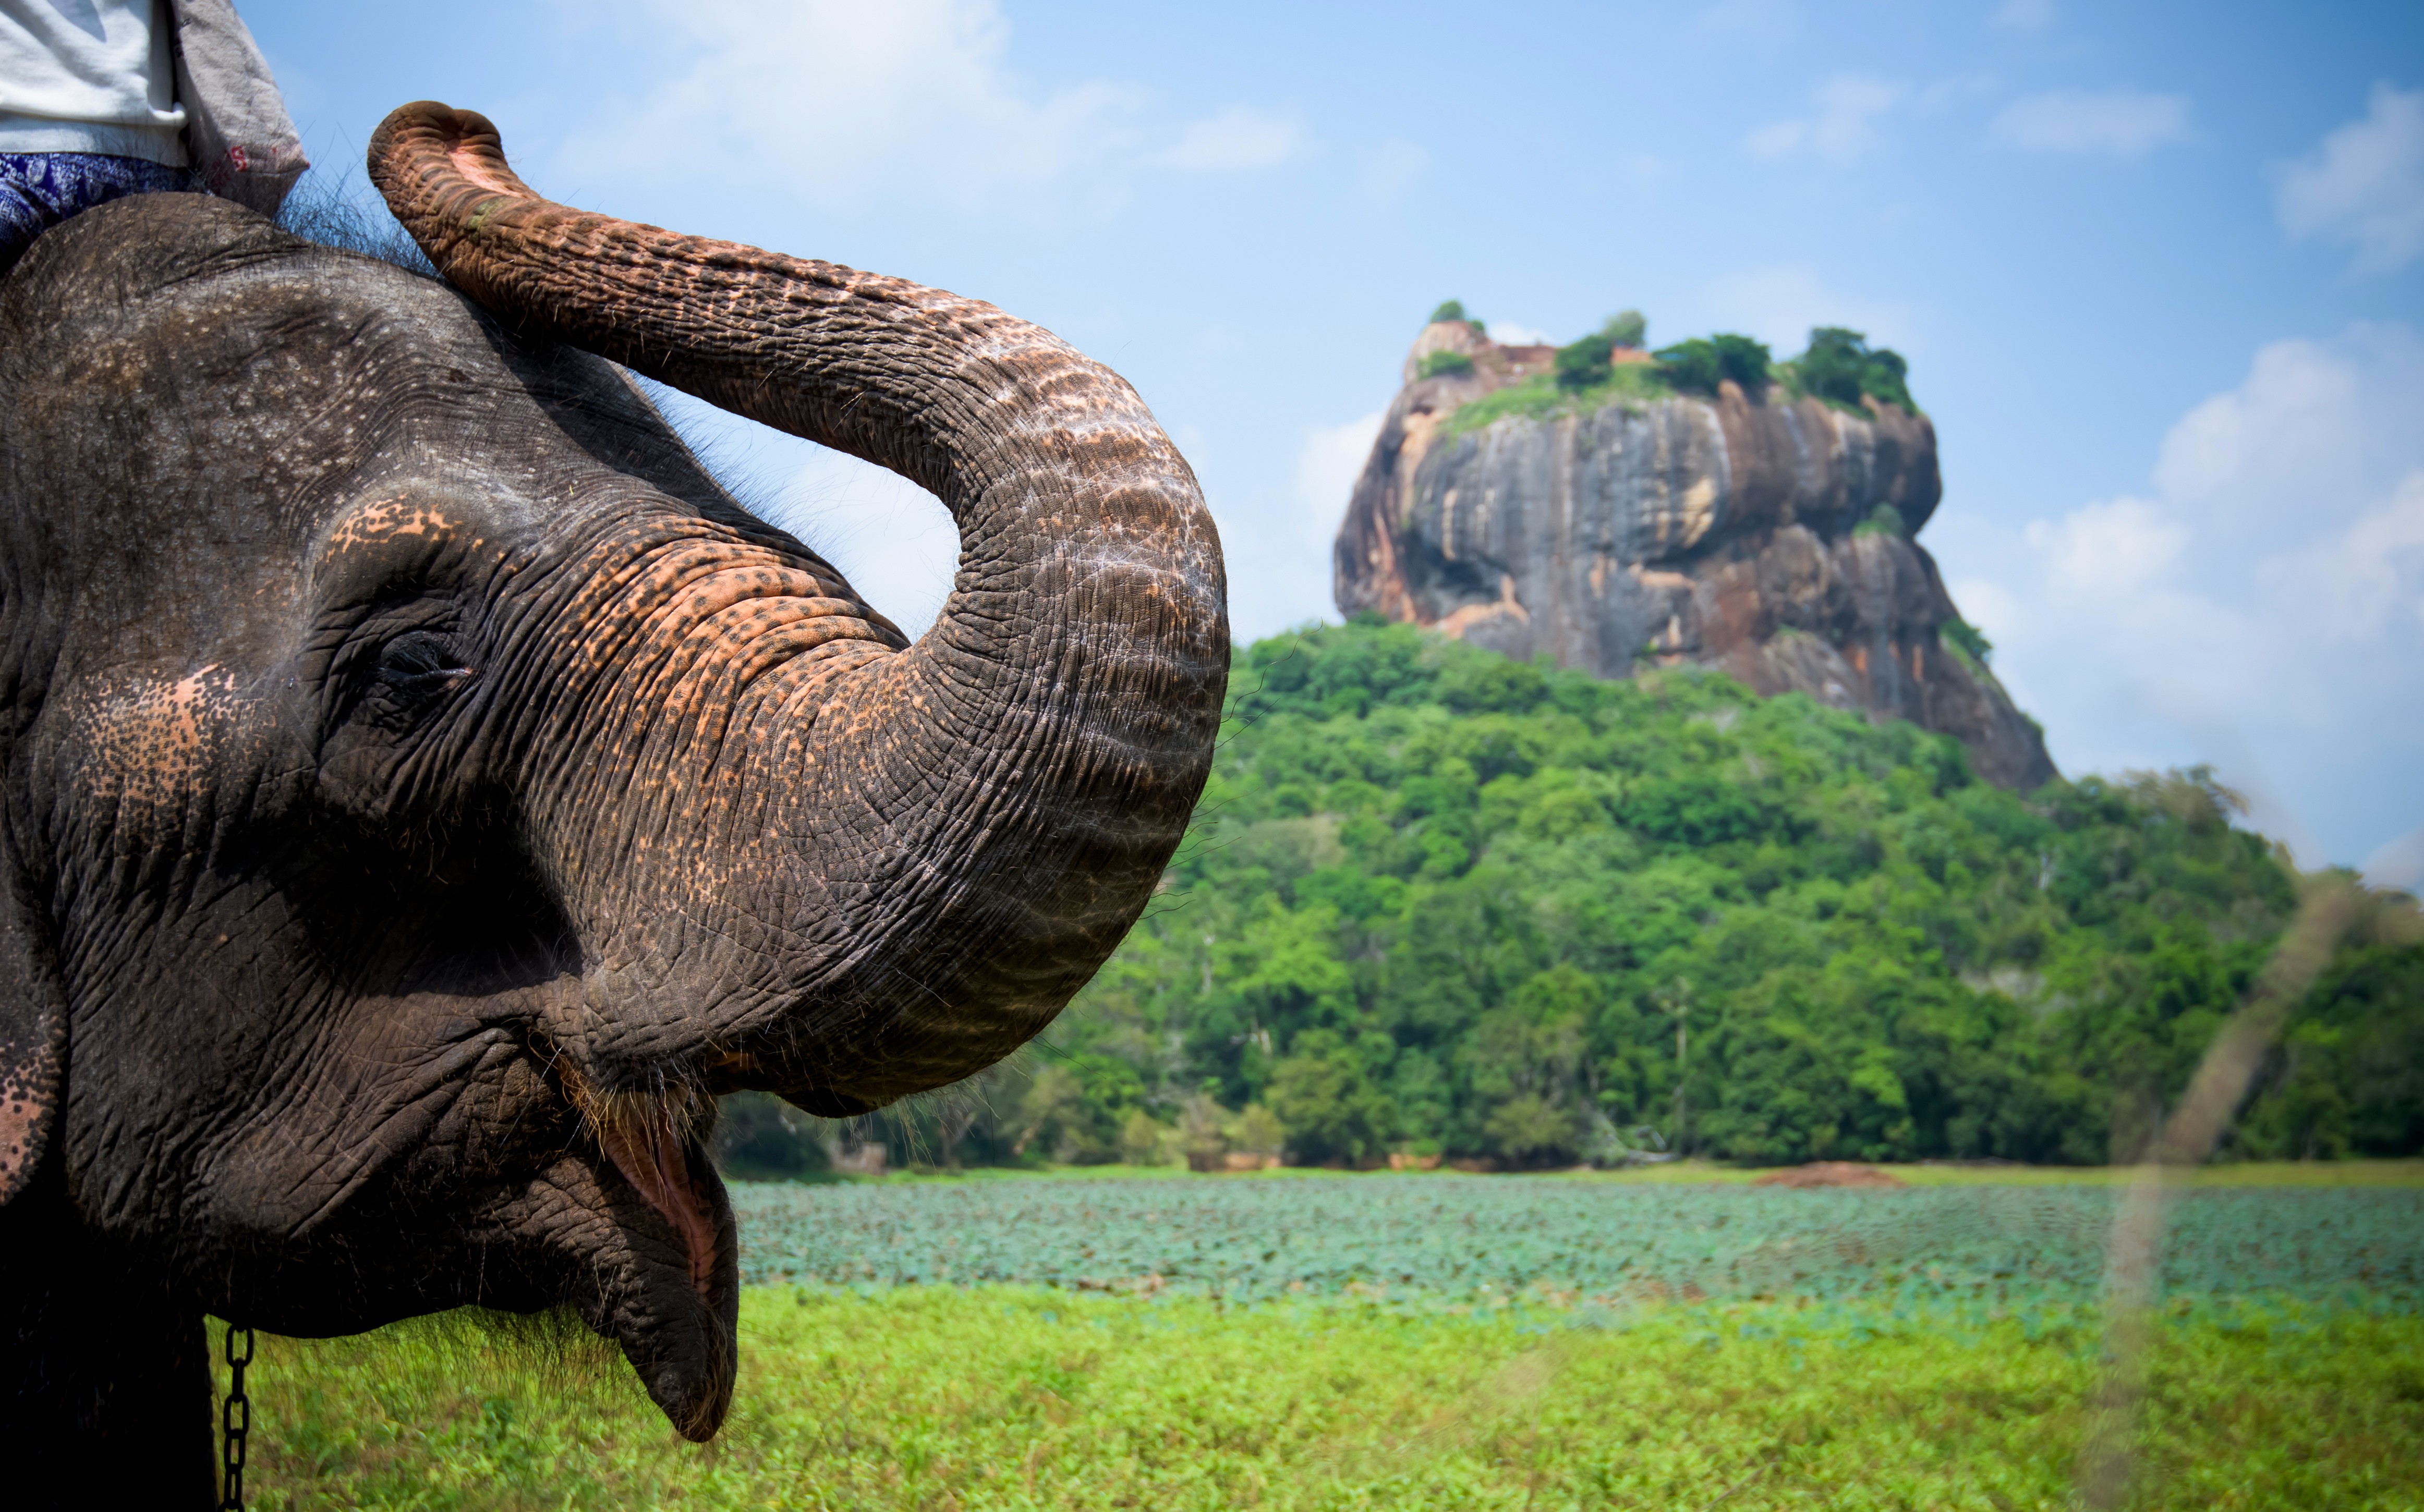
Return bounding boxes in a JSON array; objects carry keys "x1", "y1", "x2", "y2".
[{"x1": 368, "y1": 104, "x2": 1226, "y2": 1113}]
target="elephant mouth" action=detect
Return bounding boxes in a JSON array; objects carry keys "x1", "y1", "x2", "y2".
[
  {"x1": 569, "y1": 1083, "x2": 737, "y2": 1439},
  {"x1": 593, "y1": 1112, "x2": 721, "y2": 1301}
]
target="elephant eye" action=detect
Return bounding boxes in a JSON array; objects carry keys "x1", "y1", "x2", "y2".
[{"x1": 363, "y1": 629, "x2": 476, "y2": 720}]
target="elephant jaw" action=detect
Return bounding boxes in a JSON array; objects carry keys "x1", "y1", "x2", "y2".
[{"x1": 574, "y1": 1085, "x2": 737, "y2": 1440}]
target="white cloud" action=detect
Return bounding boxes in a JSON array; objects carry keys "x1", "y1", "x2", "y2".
[
  {"x1": 1989, "y1": 0, "x2": 2054, "y2": 31},
  {"x1": 2151, "y1": 336, "x2": 2365, "y2": 510},
  {"x1": 1295, "y1": 410, "x2": 1385, "y2": 523},
  {"x1": 1696, "y1": 265, "x2": 1918, "y2": 355},
  {"x1": 1913, "y1": 74, "x2": 2001, "y2": 115},
  {"x1": 1940, "y1": 324, "x2": 2424, "y2": 865},
  {"x1": 1208, "y1": 409, "x2": 1384, "y2": 646},
  {"x1": 1944, "y1": 573, "x2": 2026, "y2": 645},
  {"x1": 1748, "y1": 75, "x2": 1906, "y2": 162},
  {"x1": 555, "y1": 0, "x2": 1137, "y2": 208},
  {"x1": 2274, "y1": 83, "x2": 2424, "y2": 274},
  {"x1": 1745, "y1": 120, "x2": 1805, "y2": 158},
  {"x1": 2270, "y1": 470, "x2": 2424, "y2": 641},
  {"x1": 1161, "y1": 105, "x2": 1307, "y2": 171},
  {"x1": 554, "y1": 0, "x2": 1302, "y2": 212},
  {"x1": 1991, "y1": 88, "x2": 2191, "y2": 156},
  {"x1": 2023, "y1": 496, "x2": 2187, "y2": 599}
]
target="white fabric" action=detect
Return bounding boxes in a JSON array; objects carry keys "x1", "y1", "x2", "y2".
[{"x1": 0, "y1": 0, "x2": 187, "y2": 165}]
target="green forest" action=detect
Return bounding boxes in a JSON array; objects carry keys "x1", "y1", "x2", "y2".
[{"x1": 724, "y1": 619, "x2": 2422, "y2": 1176}]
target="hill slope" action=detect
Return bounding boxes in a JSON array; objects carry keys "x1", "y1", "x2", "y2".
[
  {"x1": 979, "y1": 620, "x2": 2415, "y2": 1170},
  {"x1": 755, "y1": 621, "x2": 2418, "y2": 1175}
]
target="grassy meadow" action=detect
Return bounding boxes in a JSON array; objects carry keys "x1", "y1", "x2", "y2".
[{"x1": 226, "y1": 1165, "x2": 2424, "y2": 1509}]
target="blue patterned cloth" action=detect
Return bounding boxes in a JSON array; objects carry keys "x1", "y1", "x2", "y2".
[{"x1": 1, "y1": 153, "x2": 196, "y2": 271}]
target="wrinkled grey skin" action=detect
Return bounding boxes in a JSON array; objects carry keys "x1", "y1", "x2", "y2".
[{"x1": 0, "y1": 116, "x2": 1224, "y2": 1506}]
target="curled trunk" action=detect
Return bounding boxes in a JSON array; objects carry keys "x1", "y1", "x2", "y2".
[{"x1": 368, "y1": 104, "x2": 1226, "y2": 1113}]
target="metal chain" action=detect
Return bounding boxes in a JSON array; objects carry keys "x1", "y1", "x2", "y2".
[{"x1": 220, "y1": 1323, "x2": 254, "y2": 1512}]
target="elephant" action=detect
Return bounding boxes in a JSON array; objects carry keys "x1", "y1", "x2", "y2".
[{"x1": 0, "y1": 102, "x2": 1226, "y2": 1504}]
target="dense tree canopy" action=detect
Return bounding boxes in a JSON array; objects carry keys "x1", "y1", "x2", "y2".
[
  {"x1": 1790, "y1": 326, "x2": 1918, "y2": 413},
  {"x1": 790, "y1": 620, "x2": 2419, "y2": 1173}
]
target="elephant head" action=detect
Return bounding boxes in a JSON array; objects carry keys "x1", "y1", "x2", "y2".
[{"x1": 0, "y1": 102, "x2": 1223, "y2": 1494}]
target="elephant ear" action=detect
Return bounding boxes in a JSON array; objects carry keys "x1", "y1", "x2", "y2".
[{"x1": 0, "y1": 849, "x2": 64, "y2": 1203}]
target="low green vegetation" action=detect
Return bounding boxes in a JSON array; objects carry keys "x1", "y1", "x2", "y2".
[
  {"x1": 1432, "y1": 363, "x2": 1678, "y2": 443},
  {"x1": 1851, "y1": 503, "x2": 1908, "y2": 539},
  {"x1": 730, "y1": 1177, "x2": 2424, "y2": 1308},
  {"x1": 1431, "y1": 306, "x2": 1922, "y2": 439},
  {"x1": 222, "y1": 1174, "x2": 2424, "y2": 1510},
  {"x1": 227, "y1": 1295, "x2": 2424, "y2": 1511},
  {"x1": 1415, "y1": 349, "x2": 1474, "y2": 380},
  {"x1": 833, "y1": 619, "x2": 2419, "y2": 1175},
  {"x1": 1553, "y1": 311, "x2": 1652, "y2": 390},
  {"x1": 1942, "y1": 617, "x2": 1995, "y2": 669},
  {"x1": 869, "y1": 1157, "x2": 2424, "y2": 1188}
]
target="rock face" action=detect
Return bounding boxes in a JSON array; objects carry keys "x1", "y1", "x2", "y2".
[{"x1": 1335, "y1": 322, "x2": 2056, "y2": 790}]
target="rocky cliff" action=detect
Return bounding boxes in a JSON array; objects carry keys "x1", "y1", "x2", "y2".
[{"x1": 1335, "y1": 321, "x2": 2056, "y2": 789}]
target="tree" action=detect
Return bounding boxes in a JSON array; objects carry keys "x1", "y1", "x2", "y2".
[
  {"x1": 1017, "y1": 618, "x2": 2411, "y2": 1170},
  {"x1": 1120, "y1": 1108, "x2": 1172, "y2": 1165},
  {"x1": 1228, "y1": 1102, "x2": 1288, "y2": 1160},
  {"x1": 1011, "y1": 1054, "x2": 1143, "y2": 1163},
  {"x1": 1555, "y1": 331, "x2": 1615, "y2": 391},
  {"x1": 712, "y1": 1091, "x2": 832, "y2": 1180},
  {"x1": 1462, "y1": 965, "x2": 1595, "y2": 1165},
  {"x1": 1555, "y1": 313, "x2": 1651, "y2": 391},
  {"x1": 1713, "y1": 334, "x2": 1772, "y2": 389},
  {"x1": 1792, "y1": 327, "x2": 1917, "y2": 412},
  {"x1": 1177, "y1": 1092, "x2": 1229, "y2": 1170},
  {"x1": 1653, "y1": 334, "x2": 1771, "y2": 395},
  {"x1": 1267, "y1": 1028, "x2": 1397, "y2": 1164}
]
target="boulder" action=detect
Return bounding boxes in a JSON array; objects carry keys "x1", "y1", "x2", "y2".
[{"x1": 1335, "y1": 324, "x2": 2055, "y2": 789}]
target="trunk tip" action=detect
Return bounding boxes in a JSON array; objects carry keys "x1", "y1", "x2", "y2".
[{"x1": 368, "y1": 101, "x2": 528, "y2": 210}]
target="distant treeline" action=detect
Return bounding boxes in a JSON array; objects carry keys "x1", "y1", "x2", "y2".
[{"x1": 722, "y1": 620, "x2": 2422, "y2": 1177}]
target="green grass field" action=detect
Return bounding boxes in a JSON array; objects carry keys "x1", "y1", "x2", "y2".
[{"x1": 226, "y1": 1166, "x2": 2424, "y2": 1509}]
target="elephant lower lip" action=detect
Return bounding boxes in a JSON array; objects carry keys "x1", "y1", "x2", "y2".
[{"x1": 594, "y1": 1117, "x2": 720, "y2": 1299}]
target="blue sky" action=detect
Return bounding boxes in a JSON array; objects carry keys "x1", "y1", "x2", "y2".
[{"x1": 241, "y1": 0, "x2": 2422, "y2": 873}]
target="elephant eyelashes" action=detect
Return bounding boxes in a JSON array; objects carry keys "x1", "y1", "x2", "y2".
[{"x1": 356, "y1": 629, "x2": 476, "y2": 728}]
